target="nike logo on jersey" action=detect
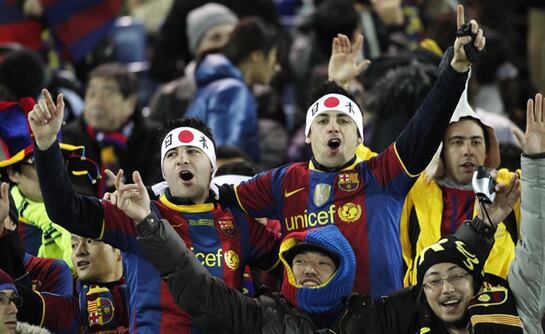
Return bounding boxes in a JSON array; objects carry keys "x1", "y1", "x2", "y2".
[{"x1": 284, "y1": 187, "x2": 305, "y2": 198}]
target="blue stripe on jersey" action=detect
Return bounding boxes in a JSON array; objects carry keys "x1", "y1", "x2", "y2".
[{"x1": 186, "y1": 212, "x2": 224, "y2": 279}]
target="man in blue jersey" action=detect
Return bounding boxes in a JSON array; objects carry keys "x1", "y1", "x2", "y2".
[
  {"x1": 27, "y1": 90, "x2": 280, "y2": 333},
  {"x1": 217, "y1": 5, "x2": 487, "y2": 298}
]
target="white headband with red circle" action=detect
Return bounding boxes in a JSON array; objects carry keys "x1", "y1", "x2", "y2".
[
  {"x1": 304, "y1": 93, "x2": 364, "y2": 139},
  {"x1": 160, "y1": 127, "x2": 217, "y2": 177}
]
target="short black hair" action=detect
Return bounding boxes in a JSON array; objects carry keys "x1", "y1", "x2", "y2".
[
  {"x1": 312, "y1": 0, "x2": 359, "y2": 55},
  {"x1": 216, "y1": 145, "x2": 250, "y2": 162},
  {"x1": 159, "y1": 117, "x2": 215, "y2": 148},
  {"x1": 87, "y1": 63, "x2": 138, "y2": 98},
  {"x1": 222, "y1": 17, "x2": 278, "y2": 66},
  {"x1": 215, "y1": 160, "x2": 259, "y2": 177},
  {"x1": 305, "y1": 80, "x2": 363, "y2": 118}
]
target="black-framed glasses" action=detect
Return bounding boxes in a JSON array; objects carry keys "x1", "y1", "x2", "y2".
[
  {"x1": 0, "y1": 295, "x2": 22, "y2": 307},
  {"x1": 423, "y1": 272, "x2": 471, "y2": 291}
]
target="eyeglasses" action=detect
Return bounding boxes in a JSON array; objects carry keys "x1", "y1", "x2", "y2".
[
  {"x1": 0, "y1": 295, "x2": 22, "y2": 307},
  {"x1": 423, "y1": 272, "x2": 471, "y2": 291}
]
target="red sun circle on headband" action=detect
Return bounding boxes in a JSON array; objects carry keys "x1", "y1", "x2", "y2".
[
  {"x1": 323, "y1": 96, "x2": 340, "y2": 108},
  {"x1": 178, "y1": 130, "x2": 194, "y2": 143}
]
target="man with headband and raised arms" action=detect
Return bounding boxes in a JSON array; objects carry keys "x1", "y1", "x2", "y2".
[
  {"x1": 217, "y1": 4, "x2": 486, "y2": 298},
  {"x1": 26, "y1": 90, "x2": 280, "y2": 333}
]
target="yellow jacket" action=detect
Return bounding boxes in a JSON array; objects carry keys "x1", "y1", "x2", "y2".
[{"x1": 400, "y1": 170, "x2": 519, "y2": 286}]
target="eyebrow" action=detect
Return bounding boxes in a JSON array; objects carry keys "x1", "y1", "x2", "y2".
[{"x1": 447, "y1": 135, "x2": 484, "y2": 141}]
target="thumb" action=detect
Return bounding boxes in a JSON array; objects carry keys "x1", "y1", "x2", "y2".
[
  {"x1": 511, "y1": 127, "x2": 525, "y2": 148},
  {"x1": 354, "y1": 60, "x2": 371, "y2": 77}
]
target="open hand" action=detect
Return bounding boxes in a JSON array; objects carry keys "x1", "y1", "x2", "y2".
[
  {"x1": 328, "y1": 34, "x2": 371, "y2": 88},
  {"x1": 512, "y1": 93, "x2": 545, "y2": 155}
]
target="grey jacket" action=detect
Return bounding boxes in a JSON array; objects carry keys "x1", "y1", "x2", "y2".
[{"x1": 509, "y1": 155, "x2": 545, "y2": 334}]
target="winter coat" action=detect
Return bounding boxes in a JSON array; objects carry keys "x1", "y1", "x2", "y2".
[{"x1": 186, "y1": 54, "x2": 260, "y2": 162}]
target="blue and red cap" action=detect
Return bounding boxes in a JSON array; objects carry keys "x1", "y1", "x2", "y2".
[
  {"x1": 279, "y1": 225, "x2": 355, "y2": 314},
  {"x1": 0, "y1": 269, "x2": 17, "y2": 295}
]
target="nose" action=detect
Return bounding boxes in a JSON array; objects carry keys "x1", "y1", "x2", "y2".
[
  {"x1": 74, "y1": 243, "x2": 88, "y2": 257},
  {"x1": 303, "y1": 264, "x2": 318, "y2": 276},
  {"x1": 326, "y1": 120, "x2": 340, "y2": 133},
  {"x1": 462, "y1": 141, "x2": 474, "y2": 156},
  {"x1": 177, "y1": 151, "x2": 190, "y2": 165},
  {"x1": 440, "y1": 280, "x2": 456, "y2": 293},
  {"x1": 7, "y1": 300, "x2": 18, "y2": 314}
]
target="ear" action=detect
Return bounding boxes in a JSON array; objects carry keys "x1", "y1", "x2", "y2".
[
  {"x1": 250, "y1": 50, "x2": 264, "y2": 63},
  {"x1": 7, "y1": 167, "x2": 20, "y2": 183},
  {"x1": 304, "y1": 136, "x2": 311, "y2": 144},
  {"x1": 357, "y1": 136, "x2": 363, "y2": 144},
  {"x1": 123, "y1": 94, "x2": 138, "y2": 116}
]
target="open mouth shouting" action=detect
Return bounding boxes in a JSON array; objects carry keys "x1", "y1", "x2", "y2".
[
  {"x1": 327, "y1": 138, "x2": 341, "y2": 152},
  {"x1": 179, "y1": 170, "x2": 194, "y2": 182}
]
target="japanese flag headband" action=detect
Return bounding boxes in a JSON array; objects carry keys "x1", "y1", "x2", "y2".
[
  {"x1": 160, "y1": 127, "x2": 217, "y2": 178},
  {"x1": 304, "y1": 93, "x2": 364, "y2": 139}
]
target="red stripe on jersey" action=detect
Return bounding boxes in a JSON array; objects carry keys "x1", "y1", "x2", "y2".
[
  {"x1": 215, "y1": 210, "x2": 243, "y2": 291},
  {"x1": 367, "y1": 145, "x2": 405, "y2": 187},
  {"x1": 280, "y1": 164, "x2": 311, "y2": 233}
]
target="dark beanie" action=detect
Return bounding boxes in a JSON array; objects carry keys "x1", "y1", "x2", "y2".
[{"x1": 0, "y1": 47, "x2": 47, "y2": 99}]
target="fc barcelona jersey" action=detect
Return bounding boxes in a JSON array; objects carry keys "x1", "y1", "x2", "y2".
[
  {"x1": 234, "y1": 144, "x2": 415, "y2": 298},
  {"x1": 98, "y1": 194, "x2": 279, "y2": 333}
]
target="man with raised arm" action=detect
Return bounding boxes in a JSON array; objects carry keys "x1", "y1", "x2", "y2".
[{"x1": 217, "y1": 5, "x2": 486, "y2": 298}]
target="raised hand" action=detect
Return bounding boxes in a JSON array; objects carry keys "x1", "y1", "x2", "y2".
[
  {"x1": 27, "y1": 89, "x2": 65, "y2": 150},
  {"x1": 104, "y1": 169, "x2": 151, "y2": 223},
  {"x1": 513, "y1": 93, "x2": 545, "y2": 155},
  {"x1": 0, "y1": 182, "x2": 9, "y2": 236},
  {"x1": 476, "y1": 173, "x2": 520, "y2": 227},
  {"x1": 450, "y1": 4, "x2": 486, "y2": 73},
  {"x1": 328, "y1": 34, "x2": 371, "y2": 88}
]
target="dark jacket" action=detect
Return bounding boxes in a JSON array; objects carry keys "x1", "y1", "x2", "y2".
[
  {"x1": 61, "y1": 116, "x2": 162, "y2": 196},
  {"x1": 135, "y1": 214, "x2": 497, "y2": 333},
  {"x1": 185, "y1": 54, "x2": 260, "y2": 162}
]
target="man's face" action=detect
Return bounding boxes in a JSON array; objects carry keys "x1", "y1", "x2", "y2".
[
  {"x1": 292, "y1": 251, "x2": 337, "y2": 288},
  {"x1": 8, "y1": 164, "x2": 42, "y2": 202},
  {"x1": 196, "y1": 23, "x2": 235, "y2": 56},
  {"x1": 423, "y1": 263, "x2": 474, "y2": 327},
  {"x1": 0, "y1": 290, "x2": 18, "y2": 333},
  {"x1": 443, "y1": 119, "x2": 487, "y2": 185},
  {"x1": 84, "y1": 77, "x2": 137, "y2": 131},
  {"x1": 306, "y1": 111, "x2": 362, "y2": 168},
  {"x1": 253, "y1": 47, "x2": 279, "y2": 86},
  {"x1": 162, "y1": 146, "x2": 212, "y2": 203},
  {"x1": 71, "y1": 235, "x2": 122, "y2": 283}
]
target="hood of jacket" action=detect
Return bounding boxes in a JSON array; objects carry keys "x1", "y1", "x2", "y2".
[
  {"x1": 194, "y1": 53, "x2": 244, "y2": 88},
  {"x1": 279, "y1": 225, "x2": 355, "y2": 314}
]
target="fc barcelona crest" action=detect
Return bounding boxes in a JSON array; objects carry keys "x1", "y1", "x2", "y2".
[
  {"x1": 313, "y1": 183, "x2": 331, "y2": 207},
  {"x1": 338, "y1": 173, "x2": 359, "y2": 192},
  {"x1": 218, "y1": 219, "x2": 237, "y2": 237},
  {"x1": 87, "y1": 286, "x2": 115, "y2": 327}
]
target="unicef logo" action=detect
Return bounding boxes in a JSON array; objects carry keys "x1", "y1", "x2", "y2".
[{"x1": 337, "y1": 202, "x2": 362, "y2": 223}]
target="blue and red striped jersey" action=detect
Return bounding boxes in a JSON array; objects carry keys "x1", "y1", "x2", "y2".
[
  {"x1": 98, "y1": 194, "x2": 279, "y2": 333},
  {"x1": 24, "y1": 253, "x2": 73, "y2": 297},
  {"x1": 233, "y1": 144, "x2": 414, "y2": 298}
]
